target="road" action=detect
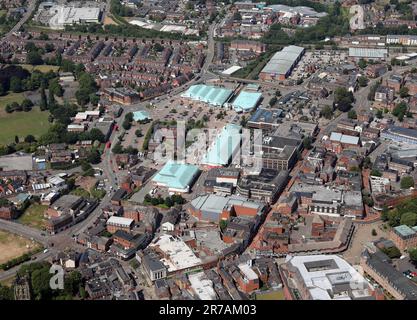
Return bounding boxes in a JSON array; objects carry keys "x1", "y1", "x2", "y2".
[{"x1": 2, "y1": 0, "x2": 37, "y2": 40}]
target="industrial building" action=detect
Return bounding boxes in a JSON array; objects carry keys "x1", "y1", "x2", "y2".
[
  {"x1": 181, "y1": 84, "x2": 233, "y2": 107},
  {"x1": 201, "y1": 124, "x2": 242, "y2": 168},
  {"x1": 348, "y1": 47, "x2": 388, "y2": 60},
  {"x1": 48, "y1": 5, "x2": 102, "y2": 30},
  {"x1": 151, "y1": 161, "x2": 200, "y2": 193},
  {"x1": 381, "y1": 126, "x2": 417, "y2": 145},
  {"x1": 189, "y1": 194, "x2": 267, "y2": 222},
  {"x1": 229, "y1": 90, "x2": 262, "y2": 112},
  {"x1": 259, "y1": 45, "x2": 305, "y2": 81}
]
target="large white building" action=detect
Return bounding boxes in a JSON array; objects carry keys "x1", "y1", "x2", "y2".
[
  {"x1": 48, "y1": 5, "x2": 101, "y2": 29},
  {"x1": 283, "y1": 255, "x2": 374, "y2": 300}
]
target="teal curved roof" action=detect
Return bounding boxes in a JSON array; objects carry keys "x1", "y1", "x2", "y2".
[
  {"x1": 152, "y1": 161, "x2": 200, "y2": 190},
  {"x1": 182, "y1": 85, "x2": 233, "y2": 106}
]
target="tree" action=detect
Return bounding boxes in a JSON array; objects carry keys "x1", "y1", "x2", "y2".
[
  {"x1": 376, "y1": 109, "x2": 383, "y2": 119},
  {"x1": 269, "y1": 97, "x2": 277, "y2": 107},
  {"x1": 321, "y1": 105, "x2": 333, "y2": 119},
  {"x1": 89, "y1": 128, "x2": 105, "y2": 143},
  {"x1": 381, "y1": 246, "x2": 401, "y2": 259},
  {"x1": 122, "y1": 119, "x2": 132, "y2": 130},
  {"x1": 348, "y1": 109, "x2": 357, "y2": 119},
  {"x1": 399, "y1": 86, "x2": 409, "y2": 98},
  {"x1": 5, "y1": 104, "x2": 13, "y2": 113},
  {"x1": 400, "y1": 176, "x2": 415, "y2": 189},
  {"x1": 370, "y1": 169, "x2": 382, "y2": 177},
  {"x1": 409, "y1": 248, "x2": 417, "y2": 265},
  {"x1": 87, "y1": 149, "x2": 101, "y2": 164},
  {"x1": 48, "y1": 79, "x2": 64, "y2": 97},
  {"x1": 363, "y1": 156, "x2": 372, "y2": 169},
  {"x1": 9, "y1": 76, "x2": 23, "y2": 93},
  {"x1": 400, "y1": 212, "x2": 417, "y2": 227},
  {"x1": 81, "y1": 161, "x2": 92, "y2": 173},
  {"x1": 392, "y1": 102, "x2": 407, "y2": 121},
  {"x1": 358, "y1": 76, "x2": 368, "y2": 87},
  {"x1": 21, "y1": 99, "x2": 33, "y2": 112},
  {"x1": 24, "y1": 134, "x2": 36, "y2": 143},
  {"x1": 135, "y1": 129, "x2": 143, "y2": 137},
  {"x1": 31, "y1": 265, "x2": 53, "y2": 299},
  {"x1": 334, "y1": 87, "x2": 354, "y2": 112},
  {"x1": 219, "y1": 219, "x2": 228, "y2": 231},
  {"x1": 40, "y1": 88, "x2": 48, "y2": 111},
  {"x1": 303, "y1": 137, "x2": 312, "y2": 150},
  {"x1": 26, "y1": 51, "x2": 43, "y2": 65},
  {"x1": 358, "y1": 58, "x2": 367, "y2": 69},
  {"x1": 112, "y1": 142, "x2": 124, "y2": 154},
  {"x1": 0, "y1": 284, "x2": 13, "y2": 300},
  {"x1": 14, "y1": 135, "x2": 19, "y2": 144},
  {"x1": 164, "y1": 196, "x2": 174, "y2": 207},
  {"x1": 371, "y1": 229, "x2": 377, "y2": 236},
  {"x1": 0, "y1": 83, "x2": 5, "y2": 96}
]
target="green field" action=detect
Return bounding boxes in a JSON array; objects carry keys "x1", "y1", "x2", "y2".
[
  {"x1": 18, "y1": 204, "x2": 48, "y2": 230},
  {"x1": 255, "y1": 290, "x2": 285, "y2": 300},
  {"x1": 0, "y1": 106, "x2": 51, "y2": 145},
  {"x1": 19, "y1": 64, "x2": 60, "y2": 73}
]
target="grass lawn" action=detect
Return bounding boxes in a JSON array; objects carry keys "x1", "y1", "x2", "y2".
[
  {"x1": 0, "y1": 106, "x2": 51, "y2": 144},
  {"x1": 19, "y1": 64, "x2": 60, "y2": 73},
  {"x1": 0, "y1": 92, "x2": 26, "y2": 117},
  {"x1": 255, "y1": 290, "x2": 285, "y2": 300},
  {"x1": 71, "y1": 187, "x2": 91, "y2": 198},
  {"x1": 0, "y1": 230, "x2": 39, "y2": 264},
  {"x1": 18, "y1": 204, "x2": 48, "y2": 230}
]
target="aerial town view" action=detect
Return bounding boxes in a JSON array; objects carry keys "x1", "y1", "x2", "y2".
[{"x1": 1, "y1": 0, "x2": 417, "y2": 305}]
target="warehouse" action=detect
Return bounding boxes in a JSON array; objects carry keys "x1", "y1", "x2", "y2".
[
  {"x1": 259, "y1": 45, "x2": 305, "y2": 81},
  {"x1": 181, "y1": 84, "x2": 233, "y2": 107},
  {"x1": 49, "y1": 5, "x2": 102, "y2": 29},
  {"x1": 152, "y1": 161, "x2": 200, "y2": 193},
  {"x1": 348, "y1": 47, "x2": 388, "y2": 60},
  {"x1": 230, "y1": 90, "x2": 262, "y2": 112},
  {"x1": 201, "y1": 124, "x2": 242, "y2": 168}
]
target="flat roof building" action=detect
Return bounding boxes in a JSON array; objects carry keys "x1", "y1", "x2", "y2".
[
  {"x1": 202, "y1": 124, "x2": 242, "y2": 168},
  {"x1": 381, "y1": 126, "x2": 417, "y2": 145},
  {"x1": 349, "y1": 47, "x2": 388, "y2": 59},
  {"x1": 259, "y1": 45, "x2": 305, "y2": 81},
  {"x1": 189, "y1": 194, "x2": 266, "y2": 222},
  {"x1": 152, "y1": 161, "x2": 200, "y2": 193},
  {"x1": 230, "y1": 91, "x2": 262, "y2": 112},
  {"x1": 282, "y1": 254, "x2": 374, "y2": 300},
  {"x1": 133, "y1": 110, "x2": 151, "y2": 122}
]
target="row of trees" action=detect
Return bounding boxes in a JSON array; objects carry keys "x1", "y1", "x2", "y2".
[
  {"x1": 143, "y1": 194, "x2": 186, "y2": 207},
  {"x1": 5, "y1": 99, "x2": 34, "y2": 113}
]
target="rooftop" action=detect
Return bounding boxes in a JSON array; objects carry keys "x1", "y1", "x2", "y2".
[
  {"x1": 150, "y1": 234, "x2": 202, "y2": 272},
  {"x1": 231, "y1": 91, "x2": 262, "y2": 112},
  {"x1": 133, "y1": 110, "x2": 151, "y2": 122},
  {"x1": 202, "y1": 124, "x2": 242, "y2": 166},
  {"x1": 181, "y1": 85, "x2": 233, "y2": 107},
  {"x1": 152, "y1": 161, "x2": 200, "y2": 191}
]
